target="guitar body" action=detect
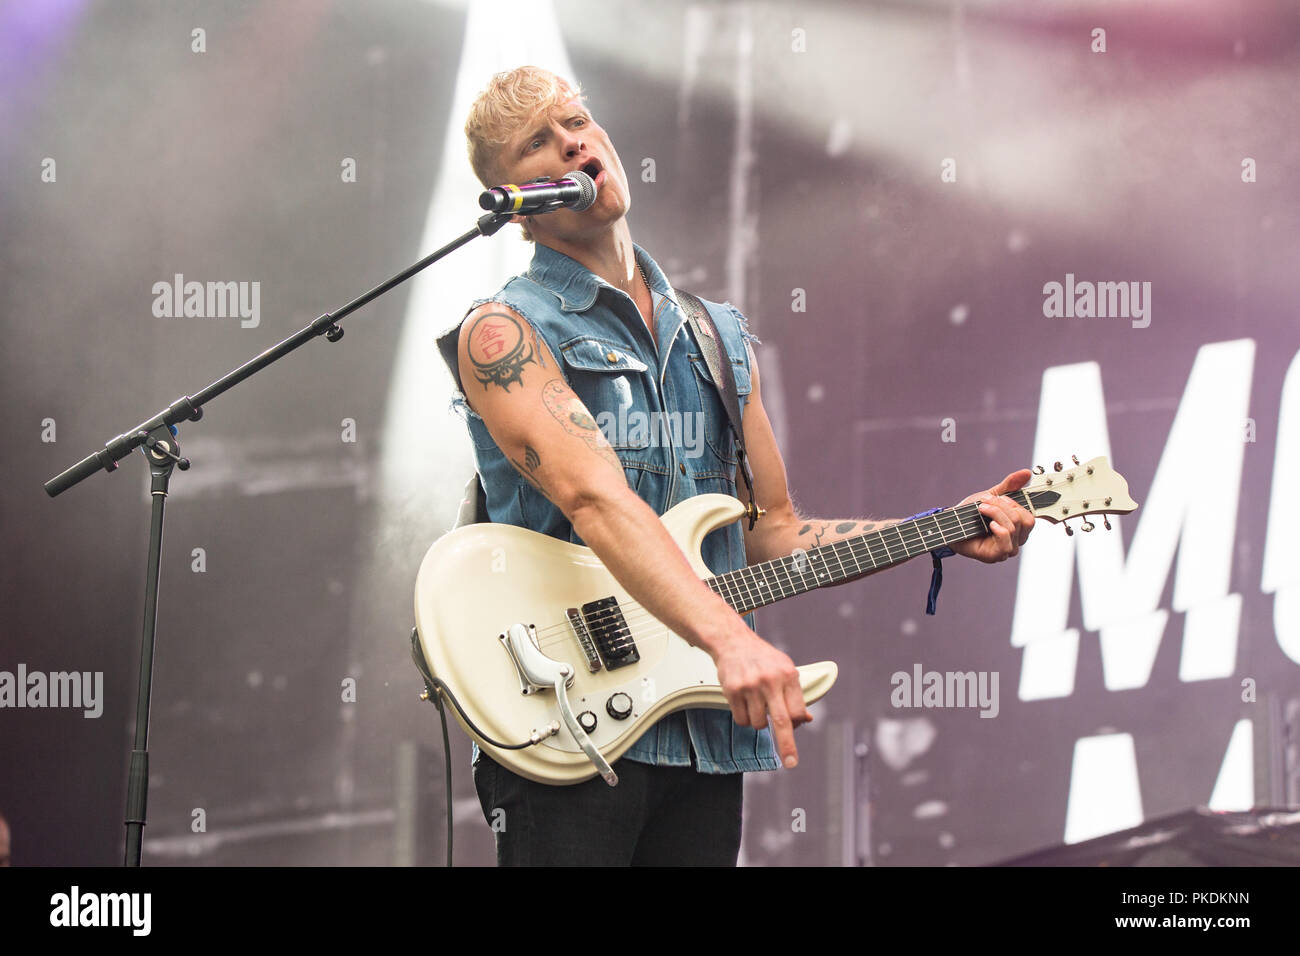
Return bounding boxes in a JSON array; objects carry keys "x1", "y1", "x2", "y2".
[{"x1": 413, "y1": 493, "x2": 838, "y2": 785}]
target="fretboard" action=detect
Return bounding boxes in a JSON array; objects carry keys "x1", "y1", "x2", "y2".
[{"x1": 704, "y1": 490, "x2": 1033, "y2": 615}]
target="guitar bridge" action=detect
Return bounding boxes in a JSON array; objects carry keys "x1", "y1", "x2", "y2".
[{"x1": 566, "y1": 607, "x2": 603, "y2": 673}]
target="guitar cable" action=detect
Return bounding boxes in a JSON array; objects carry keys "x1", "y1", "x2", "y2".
[{"x1": 407, "y1": 626, "x2": 540, "y2": 867}]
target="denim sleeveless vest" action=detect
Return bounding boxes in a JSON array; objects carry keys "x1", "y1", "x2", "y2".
[{"x1": 435, "y1": 242, "x2": 780, "y2": 774}]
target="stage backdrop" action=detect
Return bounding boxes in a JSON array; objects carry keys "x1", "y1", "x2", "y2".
[{"x1": 2, "y1": 0, "x2": 1298, "y2": 865}]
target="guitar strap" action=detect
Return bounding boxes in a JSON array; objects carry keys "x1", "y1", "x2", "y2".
[
  {"x1": 456, "y1": 472, "x2": 488, "y2": 528},
  {"x1": 674, "y1": 290, "x2": 762, "y2": 530}
]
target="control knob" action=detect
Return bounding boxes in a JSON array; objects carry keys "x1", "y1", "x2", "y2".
[{"x1": 605, "y1": 692, "x2": 633, "y2": 720}]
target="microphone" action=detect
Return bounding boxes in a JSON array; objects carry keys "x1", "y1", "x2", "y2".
[{"x1": 478, "y1": 170, "x2": 597, "y2": 215}]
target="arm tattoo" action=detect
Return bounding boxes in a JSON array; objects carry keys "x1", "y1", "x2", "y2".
[
  {"x1": 833, "y1": 520, "x2": 878, "y2": 534},
  {"x1": 510, "y1": 444, "x2": 553, "y2": 500},
  {"x1": 789, "y1": 521, "x2": 883, "y2": 560},
  {"x1": 804, "y1": 523, "x2": 830, "y2": 547},
  {"x1": 795, "y1": 520, "x2": 880, "y2": 548},
  {"x1": 467, "y1": 311, "x2": 546, "y2": 392},
  {"x1": 541, "y1": 379, "x2": 624, "y2": 475}
]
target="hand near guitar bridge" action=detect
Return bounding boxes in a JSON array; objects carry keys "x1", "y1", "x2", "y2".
[{"x1": 948, "y1": 469, "x2": 1037, "y2": 562}]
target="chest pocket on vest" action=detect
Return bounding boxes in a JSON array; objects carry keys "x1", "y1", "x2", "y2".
[
  {"x1": 558, "y1": 336, "x2": 653, "y2": 451},
  {"x1": 689, "y1": 353, "x2": 752, "y2": 475}
]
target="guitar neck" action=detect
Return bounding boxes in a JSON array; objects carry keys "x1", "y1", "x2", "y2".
[{"x1": 704, "y1": 490, "x2": 1032, "y2": 615}]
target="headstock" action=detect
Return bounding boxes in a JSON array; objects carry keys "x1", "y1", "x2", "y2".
[{"x1": 1021, "y1": 455, "x2": 1139, "y2": 535}]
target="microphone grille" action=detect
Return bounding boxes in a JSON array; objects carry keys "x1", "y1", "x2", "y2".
[{"x1": 568, "y1": 169, "x2": 597, "y2": 212}]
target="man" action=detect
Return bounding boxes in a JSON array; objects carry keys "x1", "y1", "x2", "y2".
[{"x1": 436, "y1": 66, "x2": 1035, "y2": 865}]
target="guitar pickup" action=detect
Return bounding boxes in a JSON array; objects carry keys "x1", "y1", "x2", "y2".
[{"x1": 582, "y1": 596, "x2": 640, "y2": 671}]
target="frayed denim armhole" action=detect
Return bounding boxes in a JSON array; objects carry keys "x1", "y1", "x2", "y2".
[
  {"x1": 721, "y1": 302, "x2": 761, "y2": 408},
  {"x1": 436, "y1": 306, "x2": 482, "y2": 425},
  {"x1": 722, "y1": 302, "x2": 763, "y2": 349},
  {"x1": 447, "y1": 391, "x2": 475, "y2": 423}
]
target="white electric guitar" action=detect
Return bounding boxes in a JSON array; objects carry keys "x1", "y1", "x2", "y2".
[{"x1": 412, "y1": 456, "x2": 1138, "y2": 786}]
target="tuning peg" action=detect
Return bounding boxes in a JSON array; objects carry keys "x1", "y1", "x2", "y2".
[
  {"x1": 1032, "y1": 465, "x2": 1045, "y2": 475},
  {"x1": 1064, "y1": 522, "x2": 1074, "y2": 536},
  {"x1": 1103, "y1": 515, "x2": 1112, "y2": 530},
  {"x1": 1071, "y1": 454, "x2": 1079, "y2": 465},
  {"x1": 1053, "y1": 461, "x2": 1063, "y2": 472},
  {"x1": 1081, "y1": 520, "x2": 1095, "y2": 532}
]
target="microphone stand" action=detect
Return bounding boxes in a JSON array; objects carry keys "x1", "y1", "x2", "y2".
[{"x1": 44, "y1": 208, "x2": 518, "y2": 866}]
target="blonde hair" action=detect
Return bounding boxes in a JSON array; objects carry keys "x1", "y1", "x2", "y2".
[{"x1": 465, "y1": 66, "x2": 585, "y2": 242}]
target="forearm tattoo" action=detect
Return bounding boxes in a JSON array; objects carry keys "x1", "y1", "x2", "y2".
[
  {"x1": 541, "y1": 379, "x2": 624, "y2": 475},
  {"x1": 468, "y1": 311, "x2": 546, "y2": 391},
  {"x1": 798, "y1": 522, "x2": 829, "y2": 547},
  {"x1": 796, "y1": 520, "x2": 880, "y2": 547}
]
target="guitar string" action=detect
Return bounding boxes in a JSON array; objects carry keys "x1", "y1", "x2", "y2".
[
  {"x1": 525, "y1": 503, "x2": 993, "y2": 652},
  {"x1": 519, "y1": 503, "x2": 997, "y2": 654},
  {"x1": 521, "y1": 482, "x2": 1079, "y2": 655}
]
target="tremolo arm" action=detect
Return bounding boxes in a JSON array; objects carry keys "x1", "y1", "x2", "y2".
[{"x1": 500, "y1": 623, "x2": 619, "y2": 787}]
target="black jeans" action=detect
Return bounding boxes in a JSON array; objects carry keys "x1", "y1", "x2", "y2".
[{"x1": 472, "y1": 752, "x2": 744, "y2": 866}]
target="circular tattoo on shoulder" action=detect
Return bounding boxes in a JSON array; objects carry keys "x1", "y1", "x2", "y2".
[{"x1": 468, "y1": 312, "x2": 536, "y2": 391}]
